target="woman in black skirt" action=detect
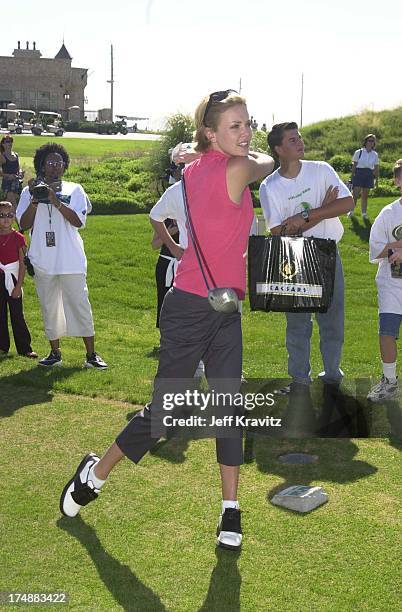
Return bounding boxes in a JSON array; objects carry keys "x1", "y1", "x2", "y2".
[{"x1": 351, "y1": 133, "x2": 379, "y2": 219}]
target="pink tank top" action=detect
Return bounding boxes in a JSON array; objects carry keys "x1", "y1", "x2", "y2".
[{"x1": 174, "y1": 149, "x2": 254, "y2": 299}]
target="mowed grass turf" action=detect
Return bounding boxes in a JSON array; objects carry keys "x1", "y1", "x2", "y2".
[
  {"x1": 9, "y1": 134, "x2": 154, "y2": 161},
  {"x1": 1, "y1": 202, "x2": 401, "y2": 610}
]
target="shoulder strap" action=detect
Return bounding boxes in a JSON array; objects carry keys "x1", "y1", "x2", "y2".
[{"x1": 358, "y1": 148, "x2": 363, "y2": 159}]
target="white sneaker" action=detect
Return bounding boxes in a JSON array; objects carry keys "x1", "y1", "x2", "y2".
[
  {"x1": 194, "y1": 360, "x2": 205, "y2": 378},
  {"x1": 216, "y1": 508, "x2": 242, "y2": 550},
  {"x1": 367, "y1": 376, "x2": 398, "y2": 403},
  {"x1": 60, "y1": 453, "x2": 100, "y2": 517}
]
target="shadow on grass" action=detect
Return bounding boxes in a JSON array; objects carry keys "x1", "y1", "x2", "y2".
[
  {"x1": 57, "y1": 516, "x2": 166, "y2": 611},
  {"x1": 149, "y1": 436, "x2": 189, "y2": 463},
  {"x1": 243, "y1": 386, "x2": 379, "y2": 503},
  {"x1": 199, "y1": 548, "x2": 241, "y2": 612},
  {"x1": 349, "y1": 215, "x2": 372, "y2": 242},
  {"x1": 0, "y1": 367, "x2": 77, "y2": 418}
]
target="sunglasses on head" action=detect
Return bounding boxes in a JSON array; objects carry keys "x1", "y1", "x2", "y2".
[
  {"x1": 202, "y1": 89, "x2": 239, "y2": 126},
  {"x1": 0, "y1": 212, "x2": 14, "y2": 219}
]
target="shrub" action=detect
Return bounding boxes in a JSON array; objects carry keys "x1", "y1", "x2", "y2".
[
  {"x1": 148, "y1": 113, "x2": 194, "y2": 182},
  {"x1": 328, "y1": 154, "x2": 352, "y2": 173}
]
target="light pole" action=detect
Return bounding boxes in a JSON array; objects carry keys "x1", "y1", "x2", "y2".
[
  {"x1": 107, "y1": 44, "x2": 114, "y2": 122},
  {"x1": 300, "y1": 72, "x2": 304, "y2": 128}
]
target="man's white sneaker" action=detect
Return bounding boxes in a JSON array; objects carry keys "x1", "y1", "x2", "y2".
[
  {"x1": 367, "y1": 376, "x2": 398, "y2": 403},
  {"x1": 60, "y1": 453, "x2": 100, "y2": 517},
  {"x1": 216, "y1": 508, "x2": 242, "y2": 550}
]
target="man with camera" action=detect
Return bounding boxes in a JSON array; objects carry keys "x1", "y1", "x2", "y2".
[{"x1": 16, "y1": 143, "x2": 107, "y2": 369}]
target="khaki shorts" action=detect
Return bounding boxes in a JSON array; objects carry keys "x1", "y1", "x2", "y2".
[{"x1": 34, "y1": 272, "x2": 95, "y2": 340}]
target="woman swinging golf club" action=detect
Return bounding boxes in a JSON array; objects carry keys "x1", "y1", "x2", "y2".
[{"x1": 60, "y1": 90, "x2": 274, "y2": 550}]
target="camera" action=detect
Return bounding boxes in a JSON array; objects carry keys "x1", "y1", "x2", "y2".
[
  {"x1": 24, "y1": 255, "x2": 35, "y2": 277},
  {"x1": 32, "y1": 182, "x2": 50, "y2": 202}
]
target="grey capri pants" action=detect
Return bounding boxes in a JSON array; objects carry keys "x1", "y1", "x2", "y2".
[{"x1": 116, "y1": 287, "x2": 244, "y2": 466}]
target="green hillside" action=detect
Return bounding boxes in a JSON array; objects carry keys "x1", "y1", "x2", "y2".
[{"x1": 302, "y1": 106, "x2": 402, "y2": 197}]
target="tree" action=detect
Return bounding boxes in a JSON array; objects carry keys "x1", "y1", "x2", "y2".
[{"x1": 148, "y1": 113, "x2": 194, "y2": 185}]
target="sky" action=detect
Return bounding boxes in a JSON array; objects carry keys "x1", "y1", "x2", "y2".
[{"x1": 2, "y1": 0, "x2": 401, "y2": 129}]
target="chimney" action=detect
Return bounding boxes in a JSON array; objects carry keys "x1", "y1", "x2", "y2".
[
  {"x1": 33, "y1": 41, "x2": 36, "y2": 50},
  {"x1": 26, "y1": 41, "x2": 29, "y2": 50},
  {"x1": 17, "y1": 41, "x2": 20, "y2": 49}
]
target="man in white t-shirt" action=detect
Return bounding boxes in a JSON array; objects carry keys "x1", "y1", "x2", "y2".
[
  {"x1": 17, "y1": 143, "x2": 107, "y2": 369},
  {"x1": 367, "y1": 159, "x2": 402, "y2": 402},
  {"x1": 259, "y1": 122, "x2": 354, "y2": 390}
]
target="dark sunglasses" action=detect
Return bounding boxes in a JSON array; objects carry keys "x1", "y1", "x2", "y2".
[
  {"x1": 0, "y1": 212, "x2": 15, "y2": 219},
  {"x1": 2, "y1": 139, "x2": 13, "y2": 144},
  {"x1": 202, "y1": 89, "x2": 239, "y2": 126}
]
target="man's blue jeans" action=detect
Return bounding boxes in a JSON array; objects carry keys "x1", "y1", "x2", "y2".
[{"x1": 285, "y1": 252, "x2": 344, "y2": 386}]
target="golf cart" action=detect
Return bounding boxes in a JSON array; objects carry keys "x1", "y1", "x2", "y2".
[
  {"x1": 5, "y1": 109, "x2": 36, "y2": 133},
  {"x1": 32, "y1": 111, "x2": 64, "y2": 136}
]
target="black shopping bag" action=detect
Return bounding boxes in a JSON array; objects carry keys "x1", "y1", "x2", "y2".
[{"x1": 248, "y1": 235, "x2": 337, "y2": 313}]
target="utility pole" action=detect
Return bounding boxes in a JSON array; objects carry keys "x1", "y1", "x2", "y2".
[
  {"x1": 300, "y1": 72, "x2": 304, "y2": 128},
  {"x1": 107, "y1": 44, "x2": 114, "y2": 122},
  {"x1": 239, "y1": 77, "x2": 242, "y2": 94}
]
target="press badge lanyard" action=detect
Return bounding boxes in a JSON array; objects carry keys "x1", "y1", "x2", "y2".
[{"x1": 45, "y1": 202, "x2": 56, "y2": 247}]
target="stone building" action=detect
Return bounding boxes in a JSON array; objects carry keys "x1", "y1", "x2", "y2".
[{"x1": 0, "y1": 41, "x2": 87, "y2": 119}]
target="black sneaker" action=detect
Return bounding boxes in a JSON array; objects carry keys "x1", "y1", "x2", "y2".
[
  {"x1": 60, "y1": 453, "x2": 100, "y2": 517},
  {"x1": 216, "y1": 508, "x2": 242, "y2": 550},
  {"x1": 84, "y1": 352, "x2": 108, "y2": 369},
  {"x1": 38, "y1": 350, "x2": 62, "y2": 367}
]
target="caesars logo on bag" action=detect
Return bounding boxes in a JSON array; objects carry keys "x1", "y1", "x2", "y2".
[
  {"x1": 280, "y1": 260, "x2": 297, "y2": 280},
  {"x1": 256, "y1": 281, "x2": 323, "y2": 298}
]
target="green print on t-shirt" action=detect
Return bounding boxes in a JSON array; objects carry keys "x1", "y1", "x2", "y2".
[{"x1": 288, "y1": 187, "x2": 311, "y2": 200}]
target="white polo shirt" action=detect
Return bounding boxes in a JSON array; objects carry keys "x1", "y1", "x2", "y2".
[{"x1": 352, "y1": 148, "x2": 379, "y2": 170}]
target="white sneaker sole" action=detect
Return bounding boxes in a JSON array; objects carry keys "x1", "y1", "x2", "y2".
[
  {"x1": 216, "y1": 530, "x2": 242, "y2": 550},
  {"x1": 38, "y1": 359, "x2": 62, "y2": 368},
  {"x1": 367, "y1": 389, "x2": 398, "y2": 403}
]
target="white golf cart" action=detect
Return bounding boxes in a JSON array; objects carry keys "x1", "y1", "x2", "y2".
[
  {"x1": 5, "y1": 109, "x2": 36, "y2": 133},
  {"x1": 32, "y1": 111, "x2": 64, "y2": 136}
]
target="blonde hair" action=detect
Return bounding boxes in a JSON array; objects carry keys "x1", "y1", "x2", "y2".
[
  {"x1": 394, "y1": 159, "x2": 402, "y2": 181},
  {"x1": 193, "y1": 93, "x2": 247, "y2": 153}
]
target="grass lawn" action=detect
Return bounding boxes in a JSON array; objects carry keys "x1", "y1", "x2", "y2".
[
  {"x1": 10, "y1": 134, "x2": 155, "y2": 161},
  {"x1": 1, "y1": 201, "x2": 401, "y2": 610}
]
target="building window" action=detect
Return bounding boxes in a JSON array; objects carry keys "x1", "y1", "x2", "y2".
[
  {"x1": 50, "y1": 93, "x2": 59, "y2": 110},
  {"x1": 29, "y1": 91, "x2": 38, "y2": 108}
]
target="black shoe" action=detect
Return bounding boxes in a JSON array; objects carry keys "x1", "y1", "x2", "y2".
[
  {"x1": 216, "y1": 508, "x2": 242, "y2": 550},
  {"x1": 84, "y1": 352, "x2": 108, "y2": 369},
  {"x1": 38, "y1": 350, "x2": 62, "y2": 367},
  {"x1": 60, "y1": 453, "x2": 100, "y2": 517}
]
